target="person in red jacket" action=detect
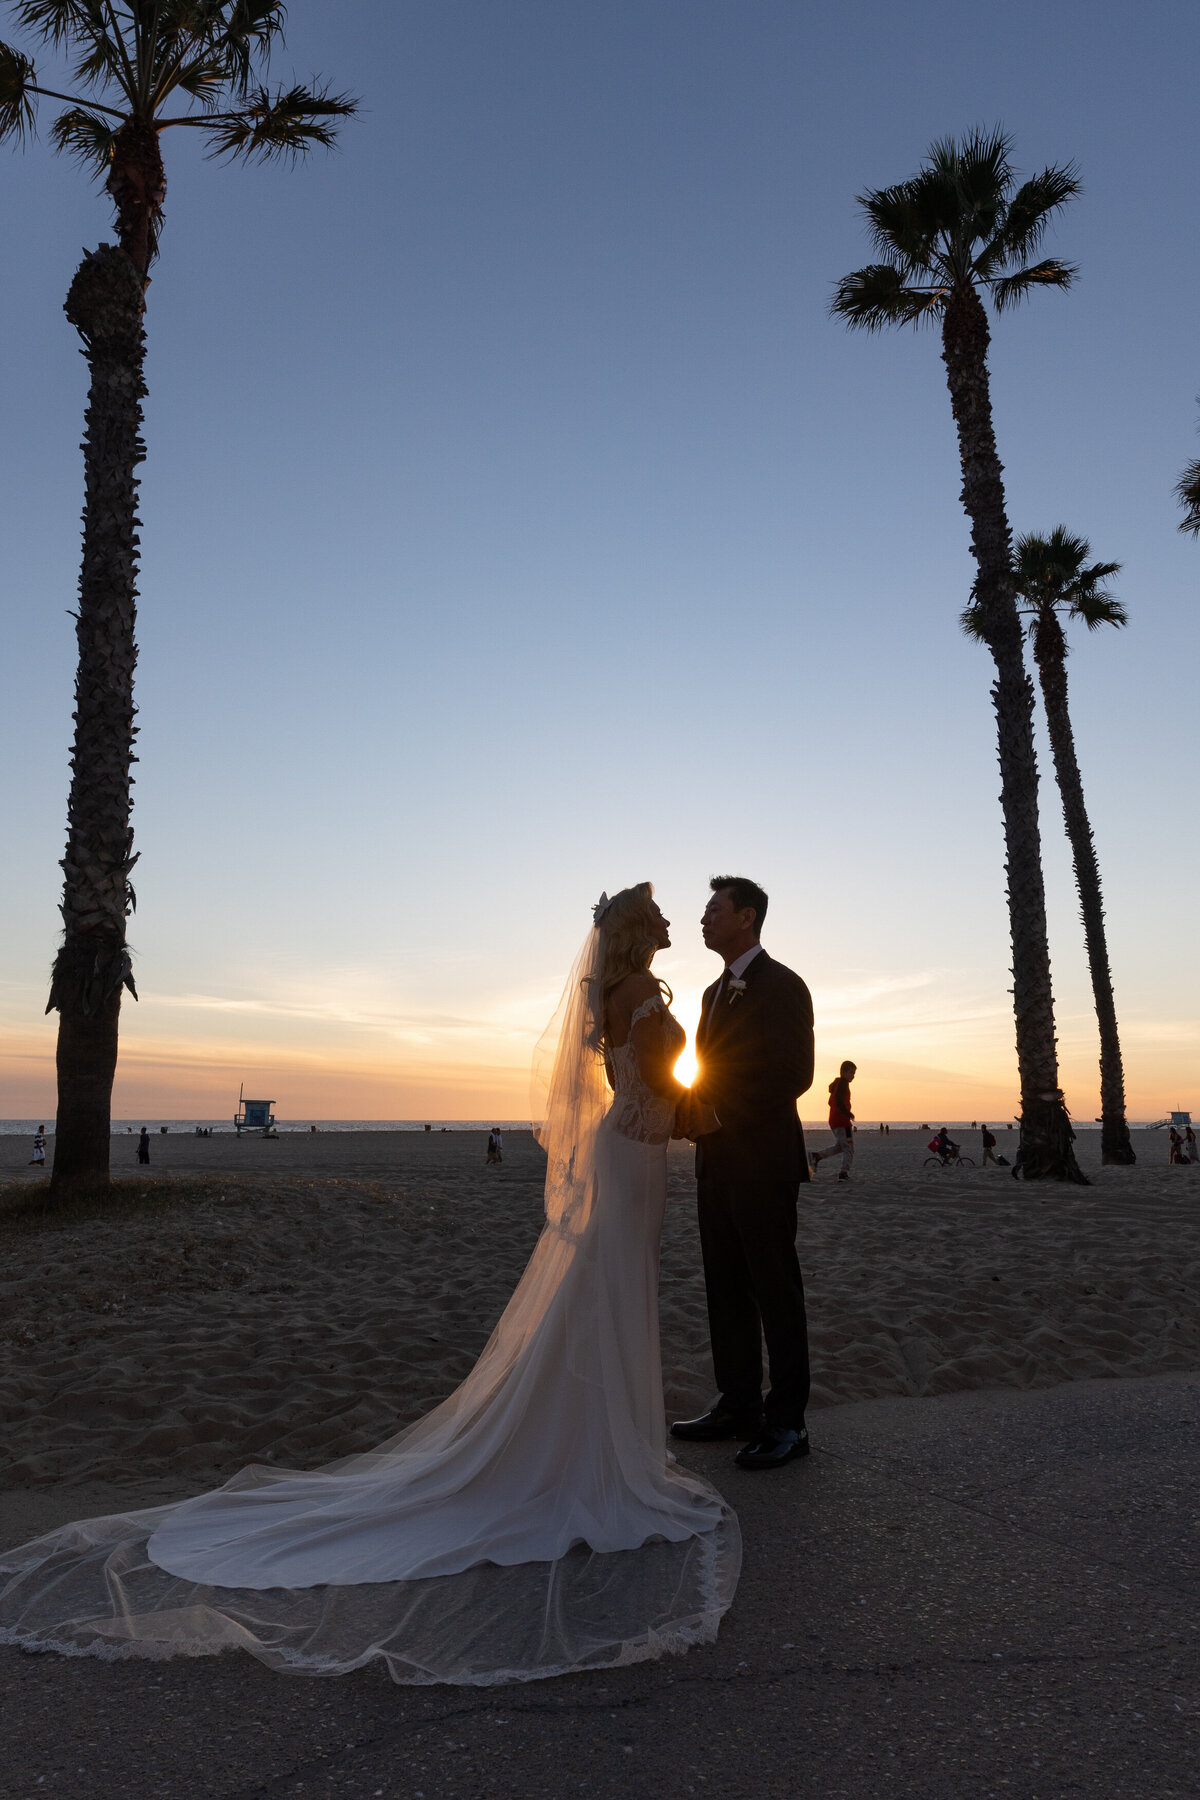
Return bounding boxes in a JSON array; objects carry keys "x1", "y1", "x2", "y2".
[{"x1": 810, "y1": 1061, "x2": 856, "y2": 1181}]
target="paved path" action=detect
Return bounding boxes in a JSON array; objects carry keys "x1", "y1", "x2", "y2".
[{"x1": 3, "y1": 1372, "x2": 1198, "y2": 1799}]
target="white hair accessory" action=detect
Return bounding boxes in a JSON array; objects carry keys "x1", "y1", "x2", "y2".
[{"x1": 592, "y1": 891, "x2": 613, "y2": 926}]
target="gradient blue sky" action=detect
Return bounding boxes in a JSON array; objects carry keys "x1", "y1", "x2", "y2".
[{"x1": 2, "y1": 0, "x2": 1196, "y2": 1122}]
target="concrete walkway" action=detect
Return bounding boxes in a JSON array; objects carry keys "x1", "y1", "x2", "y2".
[{"x1": 3, "y1": 1372, "x2": 1198, "y2": 1799}]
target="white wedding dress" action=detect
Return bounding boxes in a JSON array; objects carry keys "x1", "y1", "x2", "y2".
[{"x1": 0, "y1": 930, "x2": 740, "y2": 1686}]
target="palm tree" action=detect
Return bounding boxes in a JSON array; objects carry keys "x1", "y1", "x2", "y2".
[
  {"x1": 964, "y1": 529, "x2": 1135, "y2": 1165},
  {"x1": 832, "y1": 128, "x2": 1086, "y2": 1181},
  {"x1": 0, "y1": 3, "x2": 356, "y2": 1200}
]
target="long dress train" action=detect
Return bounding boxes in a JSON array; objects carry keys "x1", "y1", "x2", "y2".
[{"x1": 0, "y1": 993, "x2": 740, "y2": 1685}]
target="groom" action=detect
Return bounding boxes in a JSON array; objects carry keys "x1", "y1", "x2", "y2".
[{"x1": 672, "y1": 877, "x2": 815, "y2": 1470}]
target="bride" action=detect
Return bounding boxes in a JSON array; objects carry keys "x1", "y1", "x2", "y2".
[{"x1": 0, "y1": 884, "x2": 740, "y2": 1685}]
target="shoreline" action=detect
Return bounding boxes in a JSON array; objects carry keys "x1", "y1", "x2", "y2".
[{"x1": 0, "y1": 1118, "x2": 1171, "y2": 1137}]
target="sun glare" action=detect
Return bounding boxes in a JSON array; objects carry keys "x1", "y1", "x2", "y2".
[{"x1": 673, "y1": 1043, "x2": 698, "y2": 1088}]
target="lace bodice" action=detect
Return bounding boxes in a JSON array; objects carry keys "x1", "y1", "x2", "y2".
[{"x1": 605, "y1": 997, "x2": 686, "y2": 1145}]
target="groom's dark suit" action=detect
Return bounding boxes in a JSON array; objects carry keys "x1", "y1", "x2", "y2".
[{"x1": 692, "y1": 949, "x2": 814, "y2": 1429}]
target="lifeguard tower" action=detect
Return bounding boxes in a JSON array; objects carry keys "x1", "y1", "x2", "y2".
[{"x1": 234, "y1": 1084, "x2": 277, "y2": 1137}]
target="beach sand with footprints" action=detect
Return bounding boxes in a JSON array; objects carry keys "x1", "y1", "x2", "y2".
[{"x1": 1, "y1": 1124, "x2": 1198, "y2": 1536}]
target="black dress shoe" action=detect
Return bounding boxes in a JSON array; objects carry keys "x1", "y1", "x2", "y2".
[
  {"x1": 670, "y1": 1408, "x2": 766, "y2": 1442},
  {"x1": 734, "y1": 1424, "x2": 810, "y2": 1469}
]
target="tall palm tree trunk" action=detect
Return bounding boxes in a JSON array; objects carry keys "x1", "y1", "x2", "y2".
[
  {"x1": 47, "y1": 119, "x2": 161, "y2": 1201},
  {"x1": 47, "y1": 242, "x2": 146, "y2": 1199},
  {"x1": 1033, "y1": 614, "x2": 1135, "y2": 1165},
  {"x1": 940, "y1": 286, "x2": 1085, "y2": 1182}
]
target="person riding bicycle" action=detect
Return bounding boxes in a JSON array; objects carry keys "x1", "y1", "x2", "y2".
[{"x1": 934, "y1": 1126, "x2": 959, "y2": 1165}]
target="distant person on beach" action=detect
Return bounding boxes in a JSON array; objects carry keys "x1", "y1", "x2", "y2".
[
  {"x1": 1169, "y1": 1127, "x2": 1185, "y2": 1165},
  {"x1": 29, "y1": 1126, "x2": 46, "y2": 1168},
  {"x1": 137, "y1": 1128, "x2": 151, "y2": 1166},
  {"x1": 810, "y1": 1061, "x2": 856, "y2": 1181},
  {"x1": 486, "y1": 1128, "x2": 503, "y2": 1165},
  {"x1": 1186, "y1": 1126, "x2": 1198, "y2": 1164},
  {"x1": 981, "y1": 1124, "x2": 998, "y2": 1166}
]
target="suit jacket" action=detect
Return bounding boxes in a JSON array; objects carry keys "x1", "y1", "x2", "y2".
[{"x1": 693, "y1": 949, "x2": 814, "y2": 1185}]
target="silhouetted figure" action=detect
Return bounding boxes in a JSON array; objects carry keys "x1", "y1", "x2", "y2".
[
  {"x1": 137, "y1": 1128, "x2": 151, "y2": 1166},
  {"x1": 931, "y1": 1127, "x2": 960, "y2": 1166},
  {"x1": 811, "y1": 1061, "x2": 857, "y2": 1182}
]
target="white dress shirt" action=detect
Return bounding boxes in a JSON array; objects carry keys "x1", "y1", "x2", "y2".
[
  {"x1": 726, "y1": 943, "x2": 764, "y2": 982},
  {"x1": 706, "y1": 942, "x2": 765, "y2": 1025}
]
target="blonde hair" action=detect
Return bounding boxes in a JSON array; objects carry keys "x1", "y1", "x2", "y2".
[{"x1": 591, "y1": 882, "x2": 672, "y2": 1052}]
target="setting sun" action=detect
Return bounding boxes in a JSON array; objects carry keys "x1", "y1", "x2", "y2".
[{"x1": 673, "y1": 1042, "x2": 698, "y2": 1088}]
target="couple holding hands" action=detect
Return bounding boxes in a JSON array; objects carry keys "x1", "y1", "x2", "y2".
[{"x1": 605, "y1": 874, "x2": 816, "y2": 1473}]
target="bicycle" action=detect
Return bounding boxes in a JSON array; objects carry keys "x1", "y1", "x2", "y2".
[{"x1": 923, "y1": 1150, "x2": 975, "y2": 1170}]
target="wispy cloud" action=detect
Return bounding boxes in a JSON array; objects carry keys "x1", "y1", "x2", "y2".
[
  {"x1": 810, "y1": 968, "x2": 1009, "y2": 1036},
  {"x1": 133, "y1": 982, "x2": 556, "y2": 1050}
]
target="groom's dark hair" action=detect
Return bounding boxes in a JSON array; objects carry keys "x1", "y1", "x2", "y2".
[{"x1": 710, "y1": 875, "x2": 768, "y2": 937}]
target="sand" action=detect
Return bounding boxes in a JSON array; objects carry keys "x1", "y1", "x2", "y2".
[{"x1": 1, "y1": 1126, "x2": 1198, "y2": 1495}]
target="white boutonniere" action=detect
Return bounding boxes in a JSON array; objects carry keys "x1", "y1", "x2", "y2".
[{"x1": 727, "y1": 978, "x2": 747, "y2": 1005}]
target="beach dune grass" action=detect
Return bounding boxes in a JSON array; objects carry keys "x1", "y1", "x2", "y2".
[{"x1": 0, "y1": 1174, "x2": 236, "y2": 1237}]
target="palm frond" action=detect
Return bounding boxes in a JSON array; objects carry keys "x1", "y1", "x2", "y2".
[
  {"x1": 49, "y1": 100, "x2": 116, "y2": 167},
  {"x1": 200, "y1": 80, "x2": 356, "y2": 161},
  {"x1": 12, "y1": 0, "x2": 105, "y2": 51},
  {"x1": 1072, "y1": 591, "x2": 1127, "y2": 630},
  {"x1": 862, "y1": 177, "x2": 944, "y2": 270},
  {"x1": 145, "y1": 0, "x2": 279, "y2": 106},
  {"x1": 216, "y1": 0, "x2": 287, "y2": 96},
  {"x1": 0, "y1": 39, "x2": 38, "y2": 140},
  {"x1": 11, "y1": 1, "x2": 137, "y2": 106},
  {"x1": 171, "y1": 54, "x2": 233, "y2": 104},
  {"x1": 1015, "y1": 526, "x2": 1091, "y2": 576},
  {"x1": 928, "y1": 125, "x2": 1013, "y2": 244},
  {"x1": 70, "y1": 26, "x2": 130, "y2": 94},
  {"x1": 960, "y1": 597, "x2": 988, "y2": 640},
  {"x1": 1176, "y1": 458, "x2": 1200, "y2": 536},
  {"x1": 830, "y1": 262, "x2": 947, "y2": 331},
  {"x1": 146, "y1": 2, "x2": 232, "y2": 109},
  {"x1": 990, "y1": 258, "x2": 1076, "y2": 312},
  {"x1": 991, "y1": 165, "x2": 1081, "y2": 264},
  {"x1": 928, "y1": 126, "x2": 1013, "y2": 194}
]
